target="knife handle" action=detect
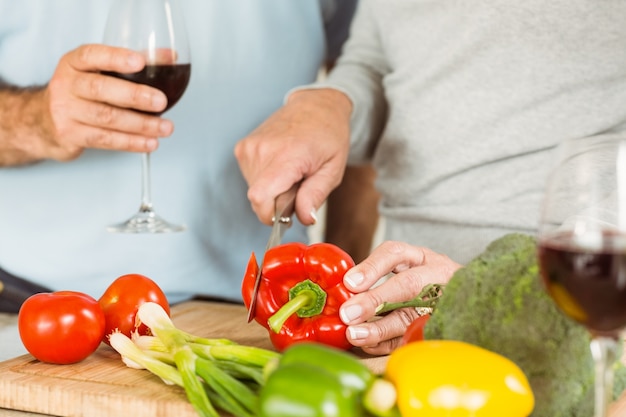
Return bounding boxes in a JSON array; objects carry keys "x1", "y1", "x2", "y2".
[{"x1": 273, "y1": 182, "x2": 299, "y2": 223}]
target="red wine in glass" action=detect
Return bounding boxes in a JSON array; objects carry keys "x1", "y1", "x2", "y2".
[
  {"x1": 102, "y1": 63, "x2": 191, "y2": 115},
  {"x1": 537, "y1": 134, "x2": 626, "y2": 417},
  {"x1": 538, "y1": 230, "x2": 626, "y2": 336},
  {"x1": 103, "y1": 0, "x2": 191, "y2": 234}
]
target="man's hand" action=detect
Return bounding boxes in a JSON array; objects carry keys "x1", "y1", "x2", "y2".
[
  {"x1": 234, "y1": 88, "x2": 353, "y2": 226},
  {"x1": 0, "y1": 44, "x2": 174, "y2": 165},
  {"x1": 338, "y1": 241, "x2": 462, "y2": 355}
]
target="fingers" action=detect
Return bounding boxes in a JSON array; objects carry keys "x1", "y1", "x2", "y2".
[
  {"x1": 69, "y1": 44, "x2": 178, "y2": 72},
  {"x1": 243, "y1": 166, "x2": 341, "y2": 227},
  {"x1": 60, "y1": 45, "x2": 169, "y2": 116},
  {"x1": 343, "y1": 284, "x2": 422, "y2": 355},
  {"x1": 294, "y1": 166, "x2": 345, "y2": 225},
  {"x1": 343, "y1": 241, "x2": 456, "y2": 294},
  {"x1": 339, "y1": 268, "x2": 425, "y2": 328},
  {"x1": 43, "y1": 44, "x2": 175, "y2": 156},
  {"x1": 47, "y1": 90, "x2": 169, "y2": 154},
  {"x1": 240, "y1": 156, "x2": 307, "y2": 225},
  {"x1": 343, "y1": 241, "x2": 430, "y2": 294},
  {"x1": 339, "y1": 241, "x2": 462, "y2": 354},
  {"x1": 345, "y1": 309, "x2": 419, "y2": 355},
  {"x1": 52, "y1": 91, "x2": 171, "y2": 138},
  {"x1": 242, "y1": 166, "x2": 343, "y2": 226},
  {"x1": 67, "y1": 44, "x2": 145, "y2": 74},
  {"x1": 70, "y1": 72, "x2": 168, "y2": 114},
  {"x1": 47, "y1": 125, "x2": 160, "y2": 161}
]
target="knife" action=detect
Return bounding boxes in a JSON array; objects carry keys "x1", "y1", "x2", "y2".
[
  {"x1": 246, "y1": 182, "x2": 299, "y2": 323},
  {"x1": 0, "y1": 269, "x2": 52, "y2": 313}
]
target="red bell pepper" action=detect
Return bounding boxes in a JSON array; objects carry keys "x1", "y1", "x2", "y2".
[{"x1": 242, "y1": 242, "x2": 356, "y2": 352}]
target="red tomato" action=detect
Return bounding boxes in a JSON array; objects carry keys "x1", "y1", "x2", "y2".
[
  {"x1": 400, "y1": 314, "x2": 430, "y2": 346},
  {"x1": 98, "y1": 273, "x2": 170, "y2": 343},
  {"x1": 18, "y1": 291, "x2": 105, "y2": 364}
]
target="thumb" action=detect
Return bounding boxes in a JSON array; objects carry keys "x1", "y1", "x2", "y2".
[{"x1": 294, "y1": 170, "x2": 344, "y2": 226}]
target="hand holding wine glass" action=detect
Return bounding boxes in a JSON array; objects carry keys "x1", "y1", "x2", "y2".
[
  {"x1": 103, "y1": 0, "x2": 191, "y2": 233},
  {"x1": 537, "y1": 134, "x2": 626, "y2": 417}
]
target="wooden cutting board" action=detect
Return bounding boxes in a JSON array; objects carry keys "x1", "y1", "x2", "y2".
[
  {"x1": 0, "y1": 300, "x2": 386, "y2": 417},
  {"x1": 2, "y1": 300, "x2": 626, "y2": 417}
]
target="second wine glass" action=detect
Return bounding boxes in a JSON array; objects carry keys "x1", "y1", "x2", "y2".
[
  {"x1": 103, "y1": 0, "x2": 191, "y2": 233},
  {"x1": 537, "y1": 134, "x2": 626, "y2": 417}
]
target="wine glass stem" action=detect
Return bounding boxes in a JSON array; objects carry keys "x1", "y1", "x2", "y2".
[
  {"x1": 140, "y1": 152, "x2": 153, "y2": 213},
  {"x1": 590, "y1": 336, "x2": 620, "y2": 417}
]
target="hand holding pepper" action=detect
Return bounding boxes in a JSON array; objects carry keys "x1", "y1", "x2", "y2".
[
  {"x1": 242, "y1": 242, "x2": 356, "y2": 352},
  {"x1": 338, "y1": 241, "x2": 461, "y2": 355}
]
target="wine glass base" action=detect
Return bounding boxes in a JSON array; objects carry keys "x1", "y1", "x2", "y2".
[{"x1": 107, "y1": 210, "x2": 185, "y2": 234}]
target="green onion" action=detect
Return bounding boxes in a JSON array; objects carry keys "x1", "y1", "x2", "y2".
[
  {"x1": 213, "y1": 359, "x2": 265, "y2": 385},
  {"x1": 175, "y1": 347, "x2": 219, "y2": 417},
  {"x1": 196, "y1": 357, "x2": 257, "y2": 417},
  {"x1": 108, "y1": 331, "x2": 182, "y2": 386},
  {"x1": 191, "y1": 343, "x2": 280, "y2": 368},
  {"x1": 108, "y1": 302, "x2": 280, "y2": 417}
]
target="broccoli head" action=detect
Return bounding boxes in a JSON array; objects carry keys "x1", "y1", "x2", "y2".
[{"x1": 424, "y1": 232, "x2": 626, "y2": 417}]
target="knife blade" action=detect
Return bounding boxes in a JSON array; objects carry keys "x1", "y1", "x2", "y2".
[{"x1": 246, "y1": 182, "x2": 299, "y2": 323}]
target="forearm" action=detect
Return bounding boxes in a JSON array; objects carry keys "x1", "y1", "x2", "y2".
[
  {"x1": 0, "y1": 81, "x2": 54, "y2": 166},
  {"x1": 285, "y1": 87, "x2": 353, "y2": 120}
]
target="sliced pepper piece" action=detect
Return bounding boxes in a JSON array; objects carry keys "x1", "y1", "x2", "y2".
[{"x1": 242, "y1": 242, "x2": 355, "y2": 351}]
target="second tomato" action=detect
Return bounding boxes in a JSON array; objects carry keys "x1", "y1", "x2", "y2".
[{"x1": 98, "y1": 273, "x2": 170, "y2": 343}]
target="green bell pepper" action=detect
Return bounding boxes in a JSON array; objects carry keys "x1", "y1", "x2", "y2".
[
  {"x1": 276, "y1": 342, "x2": 375, "y2": 393},
  {"x1": 258, "y1": 342, "x2": 375, "y2": 417},
  {"x1": 259, "y1": 362, "x2": 361, "y2": 417}
]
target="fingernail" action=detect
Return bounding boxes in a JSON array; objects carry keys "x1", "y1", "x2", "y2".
[
  {"x1": 159, "y1": 120, "x2": 173, "y2": 136},
  {"x1": 340, "y1": 303, "x2": 362, "y2": 323},
  {"x1": 347, "y1": 326, "x2": 369, "y2": 340},
  {"x1": 344, "y1": 272, "x2": 364, "y2": 289},
  {"x1": 152, "y1": 94, "x2": 167, "y2": 110},
  {"x1": 146, "y1": 138, "x2": 158, "y2": 151},
  {"x1": 310, "y1": 208, "x2": 318, "y2": 224},
  {"x1": 126, "y1": 53, "x2": 143, "y2": 68}
]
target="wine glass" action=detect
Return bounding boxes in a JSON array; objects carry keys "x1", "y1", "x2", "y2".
[
  {"x1": 537, "y1": 134, "x2": 626, "y2": 417},
  {"x1": 103, "y1": 0, "x2": 191, "y2": 233}
]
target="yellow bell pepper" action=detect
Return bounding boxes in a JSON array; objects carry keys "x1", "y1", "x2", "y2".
[{"x1": 385, "y1": 340, "x2": 534, "y2": 417}]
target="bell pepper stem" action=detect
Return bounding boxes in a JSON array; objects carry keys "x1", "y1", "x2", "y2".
[
  {"x1": 268, "y1": 279, "x2": 327, "y2": 333},
  {"x1": 375, "y1": 283, "x2": 445, "y2": 315}
]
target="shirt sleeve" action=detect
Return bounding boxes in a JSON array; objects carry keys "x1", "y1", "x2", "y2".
[{"x1": 320, "y1": 1, "x2": 388, "y2": 164}]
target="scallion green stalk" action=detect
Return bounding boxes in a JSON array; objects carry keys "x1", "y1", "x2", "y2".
[
  {"x1": 175, "y1": 347, "x2": 220, "y2": 417},
  {"x1": 138, "y1": 303, "x2": 226, "y2": 417},
  {"x1": 196, "y1": 357, "x2": 257, "y2": 417},
  {"x1": 191, "y1": 343, "x2": 280, "y2": 368},
  {"x1": 114, "y1": 302, "x2": 280, "y2": 417}
]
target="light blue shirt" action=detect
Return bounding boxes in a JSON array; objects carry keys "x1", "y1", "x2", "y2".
[{"x1": 0, "y1": 0, "x2": 356, "y2": 303}]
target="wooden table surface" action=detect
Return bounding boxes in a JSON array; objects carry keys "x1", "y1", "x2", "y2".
[{"x1": 0, "y1": 300, "x2": 625, "y2": 417}]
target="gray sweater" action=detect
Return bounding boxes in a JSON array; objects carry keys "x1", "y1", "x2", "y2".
[{"x1": 321, "y1": 0, "x2": 626, "y2": 263}]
